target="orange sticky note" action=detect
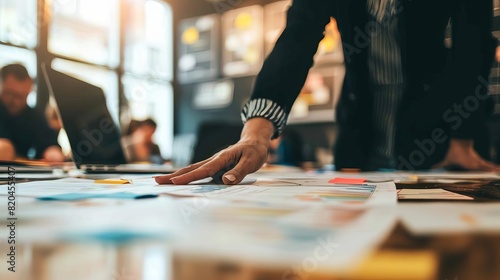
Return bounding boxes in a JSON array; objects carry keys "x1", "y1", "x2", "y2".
[{"x1": 329, "y1": 177, "x2": 367, "y2": 184}]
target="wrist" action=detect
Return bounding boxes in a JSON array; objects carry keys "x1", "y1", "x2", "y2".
[
  {"x1": 240, "y1": 118, "x2": 274, "y2": 146},
  {"x1": 449, "y1": 138, "x2": 474, "y2": 151}
]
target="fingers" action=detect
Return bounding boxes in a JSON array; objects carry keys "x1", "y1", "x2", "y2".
[
  {"x1": 156, "y1": 141, "x2": 268, "y2": 185},
  {"x1": 461, "y1": 155, "x2": 500, "y2": 171},
  {"x1": 169, "y1": 157, "x2": 230, "y2": 185},
  {"x1": 155, "y1": 158, "x2": 211, "y2": 184},
  {"x1": 432, "y1": 157, "x2": 500, "y2": 172},
  {"x1": 476, "y1": 159, "x2": 500, "y2": 172}
]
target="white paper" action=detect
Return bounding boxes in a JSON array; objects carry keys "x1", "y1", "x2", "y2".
[
  {"x1": 399, "y1": 203, "x2": 500, "y2": 234},
  {"x1": 398, "y1": 188, "x2": 473, "y2": 200},
  {"x1": 2, "y1": 177, "x2": 397, "y2": 208},
  {"x1": 173, "y1": 200, "x2": 397, "y2": 272},
  {"x1": 156, "y1": 180, "x2": 397, "y2": 206}
]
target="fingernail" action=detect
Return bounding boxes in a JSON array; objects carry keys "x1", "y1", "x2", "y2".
[
  {"x1": 169, "y1": 177, "x2": 179, "y2": 184},
  {"x1": 155, "y1": 177, "x2": 172, "y2": 184},
  {"x1": 224, "y1": 174, "x2": 236, "y2": 182}
]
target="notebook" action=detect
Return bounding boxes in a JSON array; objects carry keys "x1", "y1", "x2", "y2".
[{"x1": 41, "y1": 64, "x2": 177, "y2": 174}]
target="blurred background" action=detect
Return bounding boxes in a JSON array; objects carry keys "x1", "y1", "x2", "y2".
[{"x1": 1, "y1": 0, "x2": 499, "y2": 167}]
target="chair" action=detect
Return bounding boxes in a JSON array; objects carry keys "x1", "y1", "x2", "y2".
[{"x1": 190, "y1": 122, "x2": 243, "y2": 164}]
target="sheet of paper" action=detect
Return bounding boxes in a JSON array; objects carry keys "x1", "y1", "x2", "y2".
[
  {"x1": 153, "y1": 175, "x2": 397, "y2": 206},
  {"x1": 0, "y1": 196, "x2": 186, "y2": 243},
  {"x1": 0, "y1": 173, "x2": 66, "y2": 180},
  {"x1": 37, "y1": 192, "x2": 158, "y2": 201},
  {"x1": 156, "y1": 181, "x2": 397, "y2": 206},
  {"x1": 3, "y1": 177, "x2": 397, "y2": 207},
  {"x1": 399, "y1": 203, "x2": 500, "y2": 234},
  {"x1": 0, "y1": 174, "x2": 399, "y2": 273},
  {"x1": 173, "y1": 201, "x2": 397, "y2": 272},
  {"x1": 0, "y1": 178, "x2": 177, "y2": 197},
  {"x1": 398, "y1": 189, "x2": 473, "y2": 200},
  {"x1": 253, "y1": 171, "x2": 411, "y2": 183},
  {"x1": 252, "y1": 169, "x2": 500, "y2": 184},
  {"x1": 407, "y1": 171, "x2": 500, "y2": 180}
]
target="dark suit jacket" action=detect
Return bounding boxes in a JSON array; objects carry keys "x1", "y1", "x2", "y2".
[
  {"x1": 250, "y1": 0, "x2": 496, "y2": 170},
  {"x1": 0, "y1": 102, "x2": 59, "y2": 159}
]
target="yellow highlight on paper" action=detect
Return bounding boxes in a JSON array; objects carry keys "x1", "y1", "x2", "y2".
[{"x1": 94, "y1": 179, "x2": 130, "y2": 185}]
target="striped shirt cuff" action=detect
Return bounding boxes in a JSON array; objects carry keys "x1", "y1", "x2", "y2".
[{"x1": 241, "y1": 98, "x2": 288, "y2": 139}]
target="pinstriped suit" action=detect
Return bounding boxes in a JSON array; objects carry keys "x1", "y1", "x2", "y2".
[{"x1": 242, "y1": 0, "x2": 496, "y2": 170}]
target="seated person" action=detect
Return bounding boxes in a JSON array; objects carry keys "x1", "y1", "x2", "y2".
[
  {"x1": 122, "y1": 118, "x2": 163, "y2": 164},
  {"x1": 0, "y1": 64, "x2": 63, "y2": 162}
]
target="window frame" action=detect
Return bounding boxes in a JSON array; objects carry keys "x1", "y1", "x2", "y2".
[{"x1": 0, "y1": 0, "x2": 174, "y2": 158}]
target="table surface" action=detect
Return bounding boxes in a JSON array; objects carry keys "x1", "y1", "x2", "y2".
[{"x1": 0, "y1": 168, "x2": 499, "y2": 280}]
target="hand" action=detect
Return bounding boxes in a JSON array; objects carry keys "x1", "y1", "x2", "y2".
[
  {"x1": 433, "y1": 139, "x2": 500, "y2": 171},
  {"x1": 42, "y1": 145, "x2": 65, "y2": 163},
  {"x1": 155, "y1": 118, "x2": 275, "y2": 185},
  {"x1": 0, "y1": 138, "x2": 15, "y2": 161}
]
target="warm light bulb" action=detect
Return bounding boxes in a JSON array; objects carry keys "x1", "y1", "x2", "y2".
[
  {"x1": 234, "y1": 12, "x2": 253, "y2": 30},
  {"x1": 182, "y1": 27, "x2": 199, "y2": 45}
]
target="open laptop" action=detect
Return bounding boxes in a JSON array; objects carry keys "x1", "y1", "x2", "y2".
[{"x1": 42, "y1": 64, "x2": 177, "y2": 174}]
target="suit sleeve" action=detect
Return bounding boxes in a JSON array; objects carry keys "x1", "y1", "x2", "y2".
[
  {"x1": 0, "y1": 121, "x2": 10, "y2": 139},
  {"x1": 241, "y1": 0, "x2": 332, "y2": 138},
  {"x1": 0, "y1": 107, "x2": 11, "y2": 139},
  {"x1": 448, "y1": 0, "x2": 496, "y2": 138}
]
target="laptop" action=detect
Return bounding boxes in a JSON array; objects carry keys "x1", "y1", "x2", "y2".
[{"x1": 41, "y1": 64, "x2": 177, "y2": 174}]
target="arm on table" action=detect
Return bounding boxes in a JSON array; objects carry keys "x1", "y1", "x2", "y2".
[
  {"x1": 42, "y1": 145, "x2": 64, "y2": 163},
  {"x1": 434, "y1": 139, "x2": 500, "y2": 171},
  {"x1": 155, "y1": 0, "x2": 332, "y2": 185},
  {"x1": 0, "y1": 138, "x2": 15, "y2": 161}
]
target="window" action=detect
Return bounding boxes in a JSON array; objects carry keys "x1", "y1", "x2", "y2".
[
  {"x1": 123, "y1": 0, "x2": 174, "y2": 158},
  {"x1": 124, "y1": 0, "x2": 172, "y2": 80},
  {"x1": 49, "y1": 0, "x2": 120, "y2": 66},
  {"x1": 0, "y1": 0, "x2": 38, "y2": 48},
  {"x1": 0, "y1": 45, "x2": 37, "y2": 108},
  {"x1": 123, "y1": 75, "x2": 173, "y2": 158},
  {"x1": 0, "y1": 0, "x2": 38, "y2": 108},
  {"x1": 0, "y1": 0, "x2": 174, "y2": 160},
  {"x1": 0, "y1": 45, "x2": 37, "y2": 77}
]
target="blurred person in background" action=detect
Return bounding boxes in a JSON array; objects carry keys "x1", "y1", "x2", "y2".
[
  {"x1": 122, "y1": 118, "x2": 163, "y2": 164},
  {"x1": 0, "y1": 64, "x2": 63, "y2": 162}
]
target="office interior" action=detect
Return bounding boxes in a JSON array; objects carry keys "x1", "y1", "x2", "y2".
[
  {"x1": 1, "y1": 0, "x2": 500, "y2": 280},
  {"x1": 1, "y1": 0, "x2": 499, "y2": 167}
]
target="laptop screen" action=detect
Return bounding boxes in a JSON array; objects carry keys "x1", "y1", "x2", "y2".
[{"x1": 42, "y1": 64, "x2": 127, "y2": 168}]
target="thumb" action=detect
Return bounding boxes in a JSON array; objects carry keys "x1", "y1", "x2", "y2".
[
  {"x1": 222, "y1": 169, "x2": 245, "y2": 185},
  {"x1": 222, "y1": 159, "x2": 257, "y2": 185}
]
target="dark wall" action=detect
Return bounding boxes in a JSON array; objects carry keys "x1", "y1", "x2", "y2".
[
  {"x1": 175, "y1": 76, "x2": 256, "y2": 134},
  {"x1": 284, "y1": 123, "x2": 337, "y2": 162},
  {"x1": 173, "y1": 0, "x2": 272, "y2": 135},
  {"x1": 172, "y1": 0, "x2": 336, "y2": 162}
]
